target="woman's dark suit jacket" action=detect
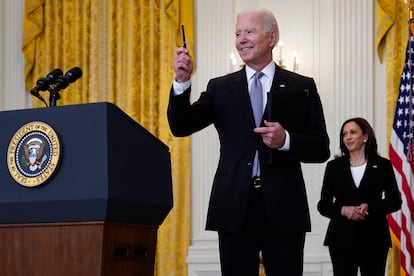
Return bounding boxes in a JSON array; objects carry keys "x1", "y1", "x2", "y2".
[
  {"x1": 317, "y1": 155, "x2": 402, "y2": 249},
  {"x1": 168, "y1": 64, "x2": 330, "y2": 233}
]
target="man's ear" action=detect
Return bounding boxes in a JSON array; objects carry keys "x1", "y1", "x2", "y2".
[{"x1": 269, "y1": 30, "x2": 278, "y2": 47}]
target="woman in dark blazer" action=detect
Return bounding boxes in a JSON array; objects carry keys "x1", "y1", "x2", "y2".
[{"x1": 317, "y1": 117, "x2": 402, "y2": 276}]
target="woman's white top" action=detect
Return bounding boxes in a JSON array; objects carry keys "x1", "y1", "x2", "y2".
[{"x1": 350, "y1": 163, "x2": 367, "y2": 188}]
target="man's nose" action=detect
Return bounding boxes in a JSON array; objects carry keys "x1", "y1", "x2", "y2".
[{"x1": 237, "y1": 33, "x2": 248, "y2": 41}]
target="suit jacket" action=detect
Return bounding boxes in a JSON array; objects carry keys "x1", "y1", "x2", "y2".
[
  {"x1": 168, "y1": 64, "x2": 330, "y2": 233},
  {"x1": 317, "y1": 155, "x2": 402, "y2": 249}
]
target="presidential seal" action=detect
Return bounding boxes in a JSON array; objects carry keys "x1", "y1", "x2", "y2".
[{"x1": 7, "y1": 121, "x2": 61, "y2": 187}]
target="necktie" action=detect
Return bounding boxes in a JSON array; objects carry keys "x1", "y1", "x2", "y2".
[
  {"x1": 250, "y1": 71, "x2": 263, "y2": 177},
  {"x1": 250, "y1": 72, "x2": 264, "y2": 127}
]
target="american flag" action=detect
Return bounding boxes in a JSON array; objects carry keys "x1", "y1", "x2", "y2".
[{"x1": 389, "y1": 19, "x2": 414, "y2": 276}]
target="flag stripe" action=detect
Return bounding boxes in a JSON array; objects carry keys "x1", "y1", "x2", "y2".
[
  {"x1": 389, "y1": 23, "x2": 414, "y2": 275},
  {"x1": 390, "y1": 132, "x2": 412, "y2": 275}
]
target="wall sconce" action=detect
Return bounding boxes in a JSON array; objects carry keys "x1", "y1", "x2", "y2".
[
  {"x1": 230, "y1": 52, "x2": 237, "y2": 66},
  {"x1": 229, "y1": 52, "x2": 243, "y2": 71},
  {"x1": 276, "y1": 40, "x2": 285, "y2": 68},
  {"x1": 292, "y1": 50, "x2": 300, "y2": 72},
  {"x1": 274, "y1": 40, "x2": 302, "y2": 72}
]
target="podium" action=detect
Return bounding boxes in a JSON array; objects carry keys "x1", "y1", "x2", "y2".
[{"x1": 0, "y1": 102, "x2": 173, "y2": 276}]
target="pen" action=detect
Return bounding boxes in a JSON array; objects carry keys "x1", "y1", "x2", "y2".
[{"x1": 181, "y1": 24, "x2": 187, "y2": 48}]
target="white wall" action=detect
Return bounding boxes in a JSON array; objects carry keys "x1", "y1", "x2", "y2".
[
  {"x1": 0, "y1": 0, "x2": 31, "y2": 111},
  {"x1": 0, "y1": 0, "x2": 385, "y2": 275}
]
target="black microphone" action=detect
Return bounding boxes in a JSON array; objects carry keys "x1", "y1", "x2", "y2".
[
  {"x1": 49, "y1": 67, "x2": 83, "y2": 106},
  {"x1": 50, "y1": 67, "x2": 83, "y2": 94},
  {"x1": 30, "y1": 68, "x2": 63, "y2": 107}
]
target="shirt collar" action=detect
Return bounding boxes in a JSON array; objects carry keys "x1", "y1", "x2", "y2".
[{"x1": 246, "y1": 62, "x2": 275, "y2": 80}]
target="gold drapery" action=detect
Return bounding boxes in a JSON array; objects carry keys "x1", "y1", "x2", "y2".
[
  {"x1": 377, "y1": 0, "x2": 409, "y2": 142},
  {"x1": 23, "y1": 1, "x2": 193, "y2": 275},
  {"x1": 376, "y1": 0, "x2": 409, "y2": 275}
]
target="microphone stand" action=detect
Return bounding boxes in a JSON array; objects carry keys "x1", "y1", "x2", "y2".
[
  {"x1": 48, "y1": 88, "x2": 61, "y2": 107},
  {"x1": 30, "y1": 89, "x2": 49, "y2": 107},
  {"x1": 39, "y1": 95, "x2": 49, "y2": 107}
]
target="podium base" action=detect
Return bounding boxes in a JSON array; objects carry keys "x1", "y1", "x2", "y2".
[{"x1": 0, "y1": 222, "x2": 157, "y2": 276}]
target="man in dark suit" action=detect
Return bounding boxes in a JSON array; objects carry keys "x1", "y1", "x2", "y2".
[{"x1": 168, "y1": 8, "x2": 330, "y2": 276}]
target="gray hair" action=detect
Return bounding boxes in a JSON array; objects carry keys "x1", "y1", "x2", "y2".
[
  {"x1": 261, "y1": 9, "x2": 278, "y2": 33},
  {"x1": 237, "y1": 8, "x2": 279, "y2": 41}
]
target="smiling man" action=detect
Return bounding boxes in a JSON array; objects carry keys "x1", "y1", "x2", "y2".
[{"x1": 168, "y1": 8, "x2": 330, "y2": 276}]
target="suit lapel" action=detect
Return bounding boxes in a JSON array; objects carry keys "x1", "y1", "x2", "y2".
[
  {"x1": 230, "y1": 68, "x2": 256, "y2": 127},
  {"x1": 358, "y1": 159, "x2": 377, "y2": 190},
  {"x1": 271, "y1": 64, "x2": 289, "y2": 93}
]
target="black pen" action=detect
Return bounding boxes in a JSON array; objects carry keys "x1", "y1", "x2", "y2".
[{"x1": 181, "y1": 24, "x2": 187, "y2": 48}]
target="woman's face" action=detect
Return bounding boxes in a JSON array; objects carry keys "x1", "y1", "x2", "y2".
[{"x1": 342, "y1": 121, "x2": 368, "y2": 154}]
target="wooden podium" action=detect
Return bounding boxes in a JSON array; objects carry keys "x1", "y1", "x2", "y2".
[{"x1": 0, "y1": 103, "x2": 173, "y2": 276}]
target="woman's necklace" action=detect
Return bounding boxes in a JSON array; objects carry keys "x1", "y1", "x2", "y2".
[{"x1": 350, "y1": 157, "x2": 367, "y2": 167}]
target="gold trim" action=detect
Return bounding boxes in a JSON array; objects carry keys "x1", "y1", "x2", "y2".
[{"x1": 7, "y1": 121, "x2": 61, "y2": 187}]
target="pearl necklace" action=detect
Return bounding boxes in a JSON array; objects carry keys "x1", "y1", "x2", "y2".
[{"x1": 350, "y1": 158, "x2": 367, "y2": 167}]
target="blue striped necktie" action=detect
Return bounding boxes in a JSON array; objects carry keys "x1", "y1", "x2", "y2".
[
  {"x1": 250, "y1": 71, "x2": 264, "y2": 127},
  {"x1": 250, "y1": 71, "x2": 263, "y2": 177}
]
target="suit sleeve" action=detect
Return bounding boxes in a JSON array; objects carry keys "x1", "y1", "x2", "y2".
[
  {"x1": 366, "y1": 159, "x2": 402, "y2": 216},
  {"x1": 317, "y1": 161, "x2": 344, "y2": 219},
  {"x1": 167, "y1": 84, "x2": 214, "y2": 137}
]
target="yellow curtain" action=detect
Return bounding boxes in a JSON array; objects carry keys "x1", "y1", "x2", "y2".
[
  {"x1": 376, "y1": 0, "x2": 409, "y2": 275},
  {"x1": 377, "y1": 0, "x2": 408, "y2": 139},
  {"x1": 23, "y1": 1, "x2": 193, "y2": 275}
]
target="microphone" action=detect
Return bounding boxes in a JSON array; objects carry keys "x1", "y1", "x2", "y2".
[
  {"x1": 50, "y1": 67, "x2": 83, "y2": 94},
  {"x1": 30, "y1": 68, "x2": 63, "y2": 107},
  {"x1": 49, "y1": 67, "x2": 83, "y2": 106}
]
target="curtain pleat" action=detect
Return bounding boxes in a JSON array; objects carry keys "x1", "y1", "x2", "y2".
[
  {"x1": 377, "y1": 0, "x2": 409, "y2": 144},
  {"x1": 23, "y1": 1, "x2": 193, "y2": 275}
]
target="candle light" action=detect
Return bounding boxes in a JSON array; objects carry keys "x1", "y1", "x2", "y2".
[
  {"x1": 292, "y1": 50, "x2": 299, "y2": 72},
  {"x1": 277, "y1": 40, "x2": 283, "y2": 62},
  {"x1": 229, "y1": 52, "x2": 242, "y2": 71},
  {"x1": 230, "y1": 52, "x2": 236, "y2": 63},
  {"x1": 277, "y1": 40, "x2": 284, "y2": 67}
]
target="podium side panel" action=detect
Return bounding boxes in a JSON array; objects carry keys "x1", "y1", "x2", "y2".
[{"x1": 106, "y1": 104, "x2": 173, "y2": 225}]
